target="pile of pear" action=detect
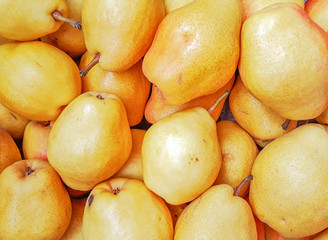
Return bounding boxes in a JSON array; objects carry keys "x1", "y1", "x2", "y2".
[{"x1": 0, "y1": 0, "x2": 328, "y2": 239}]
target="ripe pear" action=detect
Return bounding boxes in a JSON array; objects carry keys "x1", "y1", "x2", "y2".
[
  {"x1": 239, "y1": 3, "x2": 328, "y2": 120},
  {"x1": 0, "y1": 41, "x2": 81, "y2": 121},
  {"x1": 81, "y1": 0, "x2": 165, "y2": 73},
  {"x1": 229, "y1": 76, "x2": 297, "y2": 141},
  {"x1": 249, "y1": 124, "x2": 328, "y2": 238},
  {"x1": 174, "y1": 182, "x2": 257, "y2": 239},
  {"x1": 145, "y1": 75, "x2": 234, "y2": 124},
  {"x1": 142, "y1": 107, "x2": 221, "y2": 205},
  {"x1": 41, "y1": 0, "x2": 86, "y2": 58},
  {"x1": 83, "y1": 178, "x2": 173, "y2": 240},
  {"x1": 164, "y1": 0, "x2": 194, "y2": 14},
  {"x1": 0, "y1": 102, "x2": 29, "y2": 139},
  {"x1": 0, "y1": 129, "x2": 22, "y2": 174},
  {"x1": 305, "y1": 0, "x2": 328, "y2": 33},
  {"x1": 80, "y1": 51, "x2": 151, "y2": 126},
  {"x1": 47, "y1": 92, "x2": 132, "y2": 191},
  {"x1": 241, "y1": 0, "x2": 304, "y2": 23},
  {"x1": 0, "y1": 0, "x2": 81, "y2": 41},
  {"x1": 214, "y1": 120, "x2": 258, "y2": 188},
  {"x1": 142, "y1": 0, "x2": 242, "y2": 105}
]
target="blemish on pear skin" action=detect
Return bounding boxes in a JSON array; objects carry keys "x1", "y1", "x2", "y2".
[
  {"x1": 178, "y1": 73, "x2": 183, "y2": 85},
  {"x1": 203, "y1": 139, "x2": 207, "y2": 143},
  {"x1": 96, "y1": 94, "x2": 104, "y2": 100},
  {"x1": 112, "y1": 187, "x2": 120, "y2": 195},
  {"x1": 9, "y1": 112, "x2": 17, "y2": 120},
  {"x1": 88, "y1": 194, "x2": 94, "y2": 206}
]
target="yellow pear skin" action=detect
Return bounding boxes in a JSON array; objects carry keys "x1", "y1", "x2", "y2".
[
  {"x1": 0, "y1": 0, "x2": 68, "y2": 41},
  {"x1": 249, "y1": 124, "x2": 328, "y2": 238},
  {"x1": 143, "y1": 0, "x2": 242, "y2": 105},
  {"x1": 47, "y1": 92, "x2": 132, "y2": 191},
  {"x1": 239, "y1": 3, "x2": 328, "y2": 120},
  {"x1": 82, "y1": 0, "x2": 165, "y2": 72},
  {"x1": 229, "y1": 76, "x2": 297, "y2": 141},
  {"x1": 305, "y1": 0, "x2": 328, "y2": 33},
  {"x1": 174, "y1": 184, "x2": 257, "y2": 240},
  {"x1": 164, "y1": 0, "x2": 194, "y2": 14},
  {"x1": 142, "y1": 107, "x2": 221, "y2": 205},
  {"x1": 0, "y1": 41, "x2": 81, "y2": 121}
]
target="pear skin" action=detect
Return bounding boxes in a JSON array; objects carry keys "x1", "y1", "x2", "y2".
[
  {"x1": 82, "y1": 0, "x2": 165, "y2": 72},
  {"x1": 229, "y1": 76, "x2": 297, "y2": 141},
  {"x1": 143, "y1": 0, "x2": 242, "y2": 105},
  {"x1": 142, "y1": 107, "x2": 221, "y2": 205},
  {"x1": 47, "y1": 92, "x2": 132, "y2": 191},
  {"x1": 239, "y1": 3, "x2": 328, "y2": 120},
  {"x1": 174, "y1": 184, "x2": 257, "y2": 240},
  {"x1": 316, "y1": 107, "x2": 328, "y2": 125},
  {"x1": 164, "y1": 0, "x2": 194, "y2": 14},
  {"x1": 0, "y1": 0, "x2": 68, "y2": 41},
  {"x1": 80, "y1": 51, "x2": 151, "y2": 126},
  {"x1": 0, "y1": 129, "x2": 22, "y2": 174},
  {"x1": 145, "y1": 75, "x2": 234, "y2": 124},
  {"x1": 0, "y1": 41, "x2": 81, "y2": 121},
  {"x1": 305, "y1": 0, "x2": 328, "y2": 33},
  {"x1": 250, "y1": 124, "x2": 328, "y2": 238},
  {"x1": 264, "y1": 224, "x2": 314, "y2": 240}
]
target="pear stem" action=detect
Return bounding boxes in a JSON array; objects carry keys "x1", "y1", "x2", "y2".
[
  {"x1": 281, "y1": 119, "x2": 291, "y2": 130},
  {"x1": 80, "y1": 52, "x2": 101, "y2": 77},
  {"x1": 207, "y1": 90, "x2": 230, "y2": 115},
  {"x1": 52, "y1": 10, "x2": 82, "y2": 30},
  {"x1": 297, "y1": 120, "x2": 309, "y2": 127},
  {"x1": 233, "y1": 175, "x2": 253, "y2": 197},
  {"x1": 25, "y1": 166, "x2": 34, "y2": 177}
]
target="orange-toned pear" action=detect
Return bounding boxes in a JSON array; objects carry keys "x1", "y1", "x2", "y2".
[
  {"x1": 143, "y1": 0, "x2": 242, "y2": 105},
  {"x1": 229, "y1": 76, "x2": 297, "y2": 141},
  {"x1": 0, "y1": 102, "x2": 29, "y2": 139},
  {"x1": 0, "y1": 41, "x2": 81, "y2": 121},
  {"x1": 145, "y1": 75, "x2": 234, "y2": 124},
  {"x1": 81, "y1": 0, "x2": 165, "y2": 73},
  {"x1": 305, "y1": 0, "x2": 328, "y2": 33},
  {"x1": 80, "y1": 51, "x2": 150, "y2": 126},
  {"x1": 264, "y1": 224, "x2": 314, "y2": 240},
  {"x1": 48, "y1": 92, "x2": 132, "y2": 191},
  {"x1": 239, "y1": 3, "x2": 328, "y2": 120},
  {"x1": 0, "y1": 159, "x2": 72, "y2": 240},
  {"x1": 41, "y1": 0, "x2": 86, "y2": 58},
  {"x1": 0, "y1": 129, "x2": 22, "y2": 174},
  {"x1": 83, "y1": 178, "x2": 173, "y2": 240}
]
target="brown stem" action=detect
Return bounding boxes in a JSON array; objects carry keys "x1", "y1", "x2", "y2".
[
  {"x1": 297, "y1": 119, "x2": 309, "y2": 127},
  {"x1": 207, "y1": 90, "x2": 230, "y2": 116},
  {"x1": 52, "y1": 10, "x2": 82, "y2": 30},
  {"x1": 234, "y1": 175, "x2": 253, "y2": 197},
  {"x1": 80, "y1": 52, "x2": 101, "y2": 77},
  {"x1": 281, "y1": 119, "x2": 291, "y2": 130}
]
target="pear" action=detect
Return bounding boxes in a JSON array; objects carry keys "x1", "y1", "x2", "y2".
[
  {"x1": 229, "y1": 75, "x2": 297, "y2": 141},
  {"x1": 305, "y1": 0, "x2": 328, "y2": 33},
  {"x1": 80, "y1": 0, "x2": 165, "y2": 74},
  {"x1": 142, "y1": 106, "x2": 221, "y2": 205},
  {"x1": 174, "y1": 177, "x2": 257, "y2": 239},
  {"x1": 0, "y1": 129, "x2": 22, "y2": 174},
  {"x1": 47, "y1": 92, "x2": 132, "y2": 191},
  {"x1": 0, "y1": 0, "x2": 81, "y2": 41},
  {"x1": 142, "y1": 0, "x2": 242, "y2": 105},
  {"x1": 239, "y1": 3, "x2": 328, "y2": 120},
  {"x1": 249, "y1": 124, "x2": 328, "y2": 238},
  {"x1": 0, "y1": 41, "x2": 81, "y2": 121}
]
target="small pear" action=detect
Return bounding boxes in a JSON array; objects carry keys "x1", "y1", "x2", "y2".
[
  {"x1": 142, "y1": 107, "x2": 221, "y2": 205},
  {"x1": 239, "y1": 3, "x2": 328, "y2": 120},
  {"x1": 143, "y1": 0, "x2": 242, "y2": 105},
  {"x1": 250, "y1": 124, "x2": 328, "y2": 238},
  {"x1": 0, "y1": 129, "x2": 22, "y2": 174},
  {"x1": 47, "y1": 92, "x2": 132, "y2": 191},
  {"x1": 305, "y1": 0, "x2": 328, "y2": 33}
]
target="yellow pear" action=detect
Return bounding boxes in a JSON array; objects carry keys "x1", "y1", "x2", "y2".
[
  {"x1": 0, "y1": 102, "x2": 29, "y2": 139},
  {"x1": 47, "y1": 92, "x2": 132, "y2": 191},
  {"x1": 142, "y1": 0, "x2": 242, "y2": 105},
  {"x1": 0, "y1": 41, "x2": 81, "y2": 121},
  {"x1": 174, "y1": 183, "x2": 257, "y2": 239},
  {"x1": 0, "y1": 129, "x2": 22, "y2": 174},
  {"x1": 81, "y1": 0, "x2": 165, "y2": 73},
  {"x1": 249, "y1": 124, "x2": 328, "y2": 238},
  {"x1": 112, "y1": 129, "x2": 146, "y2": 181},
  {"x1": 305, "y1": 0, "x2": 328, "y2": 33},
  {"x1": 41, "y1": 0, "x2": 86, "y2": 58},
  {"x1": 164, "y1": 0, "x2": 194, "y2": 14},
  {"x1": 214, "y1": 120, "x2": 258, "y2": 188},
  {"x1": 83, "y1": 178, "x2": 173, "y2": 240},
  {"x1": 239, "y1": 3, "x2": 328, "y2": 120},
  {"x1": 229, "y1": 76, "x2": 297, "y2": 141},
  {"x1": 0, "y1": 0, "x2": 75, "y2": 41},
  {"x1": 142, "y1": 107, "x2": 221, "y2": 205}
]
